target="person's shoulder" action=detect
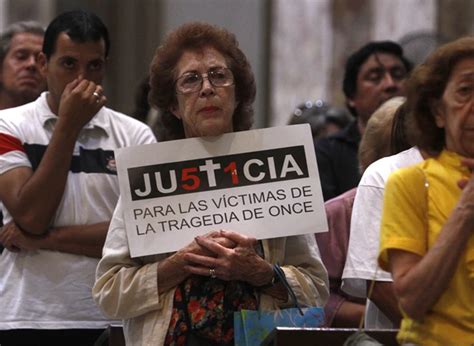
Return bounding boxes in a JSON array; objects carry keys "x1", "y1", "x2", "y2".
[
  {"x1": 318, "y1": 122, "x2": 352, "y2": 142},
  {"x1": 324, "y1": 188, "x2": 356, "y2": 220},
  {"x1": 316, "y1": 121, "x2": 358, "y2": 150},
  {"x1": 0, "y1": 100, "x2": 39, "y2": 126},
  {"x1": 361, "y1": 147, "x2": 424, "y2": 186},
  {"x1": 331, "y1": 120, "x2": 359, "y2": 142},
  {"x1": 325, "y1": 187, "x2": 356, "y2": 208},
  {"x1": 0, "y1": 99, "x2": 37, "y2": 116},
  {"x1": 390, "y1": 147, "x2": 424, "y2": 168},
  {"x1": 102, "y1": 107, "x2": 156, "y2": 145},
  {"x1": 387, "y1": 160, "x2": 425, "y2": 190},
  {"x1": 382, "y1": 162, "x2": 428, "y2": 225},
  {"x1": 102, "y1": 107, "x2": 154, "y2": 132},
  {"x1": 103, "y1": 107, "x2": 145, "y2": 126}
]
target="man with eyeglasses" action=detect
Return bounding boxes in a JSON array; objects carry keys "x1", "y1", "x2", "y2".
[
  {"x1": 315, "y1": 41, "x2": 411, "y2": 201},
  {"x1": 0, "y1": 10, "x2": 155, "y2": 344}
]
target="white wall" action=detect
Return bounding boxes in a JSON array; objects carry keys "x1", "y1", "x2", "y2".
[
  {"x1": 0, "y1": 0, "x2": 7, "y2": 30},
  {"x1": 372, "y1": 0, "x2": 436, "y2": 40},
  {"x1": 270, "y1": 0, "x2": 333, "y2": 127}
]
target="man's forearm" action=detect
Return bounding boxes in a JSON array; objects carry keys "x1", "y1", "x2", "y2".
[
  {"x1": 2, "y1": 123, "x2": 80, "y2": 234},
  {"x1": 369, "y1": 281, "x2": 402, "y2": 326},
  {"x1": 41, "y1": 222, "x2": 110, "y2": 258},
  {"x1": 333, "y1": 300, "x2": 366, "y2": 328}
]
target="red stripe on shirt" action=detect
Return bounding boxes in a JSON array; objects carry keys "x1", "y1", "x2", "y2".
[{"x1": 0, "y1": 133, "x2": 25, "y2": 155}]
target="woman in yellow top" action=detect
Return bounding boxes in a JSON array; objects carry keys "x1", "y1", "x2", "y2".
[{"x1": 378, "y1": 36, "x2": 474, "y2": 345}]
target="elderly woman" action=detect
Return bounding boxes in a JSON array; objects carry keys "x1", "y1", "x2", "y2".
[
  {"x1": 378, "y1": 36, "x2": 474, "y2": 345},
  {"x1": 93, "y1": 22, "x2": 328, "y2": 345}
]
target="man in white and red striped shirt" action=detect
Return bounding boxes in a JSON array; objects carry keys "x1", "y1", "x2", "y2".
[{"x1": 0, "y1": 10, "x2": 155, "y2": 345}]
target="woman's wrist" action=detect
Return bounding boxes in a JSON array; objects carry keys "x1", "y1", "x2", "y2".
[
  {"x1": 157, "y1": 252, "x2": 189, "y2": 294},
  {"x1": 257, "y1": 263, "x2": 279, "y2": 289},
  {"x1": 258, "y1": 264, "x2": 289, "y2": 301}
]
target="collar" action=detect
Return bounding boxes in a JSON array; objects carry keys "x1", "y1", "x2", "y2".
[
  {"x1": 438, "y1": 149, "x2": 470, "y2": 176},
  {"x1": 37, "y1": 92, "x2": 110, "y2": 135}
]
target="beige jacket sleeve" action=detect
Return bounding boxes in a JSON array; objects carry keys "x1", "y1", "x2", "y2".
[
  {"x1": 92, "y1": 197, "x2": 168, "y2": 319},
  {"x1": 260, "y1": 234, "x2": 329, "y2": 310}
]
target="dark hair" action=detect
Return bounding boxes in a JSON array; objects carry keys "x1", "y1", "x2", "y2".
[
  {"x1": 406, "y1": 36, "x2": 474, "y2": 155},
  {"x1": 149, "y1": 22, "x2": 255, "y2": 140},
  {"x1": 0, "y1": 21, "x2": 44, "y2": 66},
  {"x1": 42, "y1": 10, "x2": 110, "y2": 59},
  {"x1": 343, "y1": 41, "x2": 412, "y2": 116}
]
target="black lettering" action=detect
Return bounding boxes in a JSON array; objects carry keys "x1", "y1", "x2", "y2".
[
  {"x1": 133, "y1": 209, "x2": 143, "y2": 220},
  {"x1": 303, "y1": 200, "x2": 314, "y2": 212},
  {"x1": 302, "y1": 185, "x2": 313, "y2": 197},
  {"x1": 135, "y1": 224, "x2": 145, "y2": 235}
]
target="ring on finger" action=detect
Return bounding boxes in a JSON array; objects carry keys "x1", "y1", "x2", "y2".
[
  {"x1": 93, "y1": 91, "x2": 101, "y2": 103},
  {"x1": 209, "y1": 268, "x2": 216, "y2": 279}
]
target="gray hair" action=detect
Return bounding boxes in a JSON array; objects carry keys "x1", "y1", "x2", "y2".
[{"x1": 0, "y1": 21, "x2": 44, "y2": 65}]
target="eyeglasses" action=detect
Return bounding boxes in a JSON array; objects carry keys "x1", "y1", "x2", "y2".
[{"x1": 175, "y1": 67, "x2": 234, "y2": 95}]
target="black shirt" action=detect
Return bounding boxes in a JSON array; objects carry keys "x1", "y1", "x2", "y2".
[{"x1": 315, "y1": 120, "x2": 361, "y2": 201}]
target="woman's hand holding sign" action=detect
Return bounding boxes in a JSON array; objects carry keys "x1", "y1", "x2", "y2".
[
  {"x1": 156, "y1": 230, "x2": 236, "y2": 294},
  {"x1": 180, "y1": 230, "x2": 237, "y2": 258},
  {"x1": 183, "y1": 230, "x2": 286, "y2": 298}
]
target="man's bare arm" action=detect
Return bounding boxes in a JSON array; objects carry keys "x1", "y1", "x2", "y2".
[
  {"x1": 332, "y1": 300, "x2": 366, "y2": 328},
  {"x1": 0, "y1": 126, "x2": 78, "y2": 234},
  {"x1": 369, "y1": 281, "x2": 402, "y2": 326},
  {"x1": 0, "y1": 221, "x2": 109, "y2": 258},
  {"x1": 42, "y1": 222, "x2": 110, "y2": 258}
]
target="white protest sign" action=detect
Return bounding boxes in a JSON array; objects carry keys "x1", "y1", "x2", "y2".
[{"x1": 115, "y1": 124, "x2": 328, "y2": 257}]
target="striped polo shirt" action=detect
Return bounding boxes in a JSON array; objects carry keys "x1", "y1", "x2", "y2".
[{"x1": 0, "y1": 92, "x2": 156, "y2": 329}]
